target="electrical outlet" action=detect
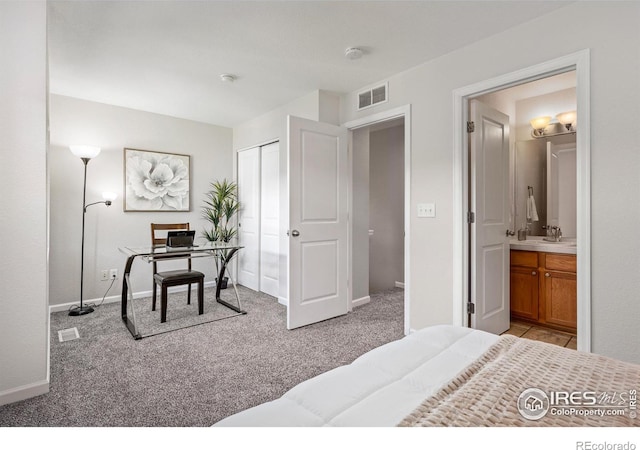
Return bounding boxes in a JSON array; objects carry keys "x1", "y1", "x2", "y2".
[
  {"x1": 101, "y1": 270, "x2": 109, "y2": 281},
  {"x1": 109, "y1": 269, "x2": 118, "y2": 279}
]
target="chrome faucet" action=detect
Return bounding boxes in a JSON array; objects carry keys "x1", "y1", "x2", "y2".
[{"x1": 544, "y1": 225, "x2": 562, "y2": 242}]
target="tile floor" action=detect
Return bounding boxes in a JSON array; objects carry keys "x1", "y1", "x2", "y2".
[{"x1": 502, "y1": 320, "x2": 577, "y2": 349}]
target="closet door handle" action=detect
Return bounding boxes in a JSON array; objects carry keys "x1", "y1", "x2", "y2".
[
  {"x1": 291, "y1": 230, "x2": 300, "y2": 237},
  {"x1": 545, "y1": 272, "x2": 551, "y2": 278},
  {"x1": 531, "y1": 271, "x2": 536, "y2": 276}
]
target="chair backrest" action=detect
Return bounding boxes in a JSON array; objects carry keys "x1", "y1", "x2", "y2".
[
  {"x1": 151, "y1": 223, "x2": 190, "y2": 246},
  {"x1": 150, "y1": 223, "x2": 191, "y2": 272}
]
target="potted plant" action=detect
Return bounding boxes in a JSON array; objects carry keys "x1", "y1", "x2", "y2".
[{"x1": 201, "y1": 179, "x2": 240, "y2": 289}]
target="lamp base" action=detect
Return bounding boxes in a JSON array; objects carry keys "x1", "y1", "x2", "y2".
[{"x1": 69, "y1": 305, "x2": 95, "y2": 316}]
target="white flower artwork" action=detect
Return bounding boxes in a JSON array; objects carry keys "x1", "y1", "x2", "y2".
[{"x1": 124, "y1": 148, "x2": 190, "y2": 211}]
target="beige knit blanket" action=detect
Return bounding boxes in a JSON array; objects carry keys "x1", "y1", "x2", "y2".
[{"x1": 399, "y1": 335, "x2": 640, "y2": 426}]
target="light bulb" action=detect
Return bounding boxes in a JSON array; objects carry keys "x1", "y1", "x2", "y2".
[
  {"x1": 556, "y1": 110, "x2": 577, "y2": 130},
  {"x1": 529, "y1": 116, "x2": 551, "y2": 132},
  {"x1": 102, "y1": 192, "x2": 117, "y2": 202}
]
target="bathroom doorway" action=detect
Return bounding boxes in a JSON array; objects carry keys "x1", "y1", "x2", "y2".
[
  {"x1": 453, "y1": 51, "x2": 591, "y2": 352},
  {"x1": 474, "y1": 71, "x2": 578, "y2": 348}
]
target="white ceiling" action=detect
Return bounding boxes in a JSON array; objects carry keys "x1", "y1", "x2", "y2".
[{"x1": 48, "y1": 1, "x2": 572, "y2": 128}]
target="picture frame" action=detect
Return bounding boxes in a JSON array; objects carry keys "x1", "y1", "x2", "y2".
[{"x1": 123, "y1": 148, "x2": 191, "y2": 212}]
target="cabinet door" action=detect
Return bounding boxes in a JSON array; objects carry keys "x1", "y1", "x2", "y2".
[
  {"x1": 510, "y1": 266, "x2": 539, "y2": 320},
  {"x1": 543, "y1": 270, "x2": 577, "y2": 330}
]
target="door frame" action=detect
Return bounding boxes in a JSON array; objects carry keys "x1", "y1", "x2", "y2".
[
  {"x1": 452, "y1": 50, "x2": 591, "y2": 351},
  {"x1": 343, "y1": 104, "x2": 412, "y2": 336}
]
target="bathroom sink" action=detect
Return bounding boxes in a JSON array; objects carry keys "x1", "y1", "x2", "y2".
[
  {"x1": 542, "y1": 240, "x2": 576, "y2": 246},
  {"x1": 510, "y1": 238, "x2": 577, "y2": 254}
]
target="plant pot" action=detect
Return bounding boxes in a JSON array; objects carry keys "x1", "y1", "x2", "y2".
[{"x1": 216, "y1": 276, "x2": 229, "y2": 289}]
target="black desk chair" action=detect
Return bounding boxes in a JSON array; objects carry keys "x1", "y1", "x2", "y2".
[{"x1": 151, "y1": 223, "x2": 205, "y2": 323}]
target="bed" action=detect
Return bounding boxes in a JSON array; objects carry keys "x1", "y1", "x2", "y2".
[{"x1": 214, "y1": 325, "x2": 639, "y2": 427}]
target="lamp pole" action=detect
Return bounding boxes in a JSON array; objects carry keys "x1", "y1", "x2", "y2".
[
  {"x1": 69, "y1": 145, "x2": 114, "y2": 316},
  {"x1": 70, "y1": 157, "x2": 93, "y2": 316}
]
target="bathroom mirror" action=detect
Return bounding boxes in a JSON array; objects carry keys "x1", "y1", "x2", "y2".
[{"x1": 514, "y1": 135, "x2": 576, "y2": 237}]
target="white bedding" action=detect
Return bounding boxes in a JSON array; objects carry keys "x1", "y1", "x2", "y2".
[{"x1": 214, "y1": 325, "x2": 499, "y2": 427}]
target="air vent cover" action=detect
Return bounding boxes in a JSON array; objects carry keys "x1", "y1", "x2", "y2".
[
  {"x1": 357, "y1": 82, "x2": 388, "y2": 111},
  {"x1": 58, "y1": 327, "x2": 80, "y2": 343}
]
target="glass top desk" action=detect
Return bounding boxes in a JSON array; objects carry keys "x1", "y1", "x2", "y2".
[{"x1": 119, "y1": 242, "x2": 244, "y2": 339}]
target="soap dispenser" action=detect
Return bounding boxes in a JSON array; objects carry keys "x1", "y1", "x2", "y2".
[{"x1": 517, "y1": 224, "x2": 527, "y2": 241}]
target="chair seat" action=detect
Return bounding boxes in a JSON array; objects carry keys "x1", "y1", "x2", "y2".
[{"x1": 154, "y1": 269, "x2": 204, "y2": 283}]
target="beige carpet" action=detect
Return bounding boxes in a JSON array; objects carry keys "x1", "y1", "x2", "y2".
[{"x1": 0, "y1": 286, "x2": 404, "y2": 427}]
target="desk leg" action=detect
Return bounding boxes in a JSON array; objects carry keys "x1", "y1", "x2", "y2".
[
  {"x1": 121, "y1": 255, "x2": 142, "y2": 339},
  {"x1": 215, "y1": 248, "x2": 246, "y2": 315}
]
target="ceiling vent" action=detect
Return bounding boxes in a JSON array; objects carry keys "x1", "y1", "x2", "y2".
[
  {"x1": 357, "y1": 82, "x2": 388, "y2": 111},
  {"x1": 58, "y1": 327, "x2": 80, "y2": 343}
]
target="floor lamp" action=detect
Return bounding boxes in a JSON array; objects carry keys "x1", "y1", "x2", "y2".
[{"x1": 69, "y1": 145, "x2": 116, "y2": 316}]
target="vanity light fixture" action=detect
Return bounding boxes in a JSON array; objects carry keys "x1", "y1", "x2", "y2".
[
  {"x1": 530, "y1": 112, "x2": 577, "y2": 139},
  {"x1": 556, "y1": 110, "x2": 577, "y2": 131}
]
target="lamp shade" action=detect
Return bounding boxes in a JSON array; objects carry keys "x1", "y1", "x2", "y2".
[
  {"x1": 102, "y1": 192, "x2": 118, "y2": 202},
  {"x1": 70, "y1": 145, "x2": 101, "y2": 159},
  {"x1": 556, "y1": 110, "x2": 577, "y2": 126},
  {"x1": 529, "y1": 116, "x2": 551, "y2": 131}
]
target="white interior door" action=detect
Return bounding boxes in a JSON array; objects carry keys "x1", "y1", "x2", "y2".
[
  {"x1": 287, "y1": 116, "x2": 349, "y2": 329},
  {"x1": 470, "y1": 100, "x2": 510, "y2": 335},
  {"x1": 237, "y1": 147, "x2": 260, "y2": 291},
  {"x1": 260, "y1": 142, "x2": 280, "y2": 297}
]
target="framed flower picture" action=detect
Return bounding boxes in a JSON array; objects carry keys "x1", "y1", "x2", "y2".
[{"x1": 123, "y1": 148, "x2": 191, "y2": 211}]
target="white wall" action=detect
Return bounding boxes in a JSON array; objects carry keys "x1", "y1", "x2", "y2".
[
  {"x1": 340, "y1": 2, "x2": 640, "y2": 363},
  {"x1": 0, "y1": 1, "x2": 49, "y2": 405},
  {"x1": 369, "y1": 125, "x2": 404, "y2": 293},
  {"x1": 351, "y1": 128, "x2": 370, "y2": 303},
  {"x1": 49, "y1": 95, "x2": 233, "y2": 308}
]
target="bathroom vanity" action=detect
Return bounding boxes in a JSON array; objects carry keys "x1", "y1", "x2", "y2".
[{"x1": 510, "y1": 239, "x2": 576, "y2": 333}]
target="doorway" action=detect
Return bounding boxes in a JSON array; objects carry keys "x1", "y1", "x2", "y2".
[
  {"x1": 453, "y1": 50, "x2": 591, "y2": 352},
  {"x1": 472, "y1": 71, "x2": 578, "y2": 346},
  {"x1": 344, "y1": 105, "x2": 411, "y2": 335}
]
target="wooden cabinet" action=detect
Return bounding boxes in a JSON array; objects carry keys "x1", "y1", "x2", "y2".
[
  {"x1": 510, "y1": 252, "x2": 539, "y2": 321},
  {"x1": 541, "y1": 253, "x2": 577, "y2": 331},
  {"x1": 510, "y1": 250, "x2": 576, "y2": 333}
]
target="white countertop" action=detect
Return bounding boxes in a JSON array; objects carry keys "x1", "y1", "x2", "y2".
[{"x1": 510, "y1": 237, "x2": 577, "y2": 255}]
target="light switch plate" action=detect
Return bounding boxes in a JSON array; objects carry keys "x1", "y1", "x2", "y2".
[{"x1": 418, "y1": 203, "x2": 436, "y2": 218}]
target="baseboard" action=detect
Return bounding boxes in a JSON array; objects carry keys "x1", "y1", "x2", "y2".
[
  {"x1": 49, "y1": 280, "x2": 218, "y2": 314},
  {"x1": 278, "y1": 297, "x2": 288, "y2": 306},
  {"x1": 0, "y1": 379, "x2": 49, "y2": 407},
  {"x1": 352, "y1": 295, "x2": 370, "y2": 308},
  {"x1": 395, "y1": 281, "x2": 405, "y2": 289}
]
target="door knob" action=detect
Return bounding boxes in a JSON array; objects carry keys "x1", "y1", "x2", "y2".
[
  {"x1": 531, "y1": 271, "x2": 536, "y2": 276},
  {"x1": 291, "y1": 230, "x2": 300, "y2": 237},
  {"x1": 545, "y1": 272, "x2": 551, "y2": 277}
]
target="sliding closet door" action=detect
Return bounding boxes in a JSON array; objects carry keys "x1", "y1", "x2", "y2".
[
  {"x1": 237, "y1": 147, "x2": 260, "y2": 291},
  {"x1": 260, "y1": 142, "x2": 280, "y2": 297}
]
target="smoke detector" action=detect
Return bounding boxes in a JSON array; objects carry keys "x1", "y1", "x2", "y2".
[
  {"x1": 344, "y1": 47, "x2": 363, "y2": 60},
  {"x1": 220, "y1": 74, "x2": 236, "y2": 83}
]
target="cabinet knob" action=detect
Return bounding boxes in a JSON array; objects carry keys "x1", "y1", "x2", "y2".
[
  {"x1": 531, "y1": 271, "x2": 537, "y2": 276},
  {"x1": 545, "y1": 272, "x2": 551, "y2": 277}
]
